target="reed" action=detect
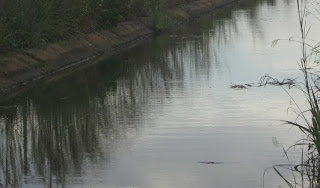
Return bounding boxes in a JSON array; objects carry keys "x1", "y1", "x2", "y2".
[{"x1": 263, "y1": 0, "x2": 320, "y2": 187}]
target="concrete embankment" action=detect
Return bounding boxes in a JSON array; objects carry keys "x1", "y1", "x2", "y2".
[{"x1": 0, "y1": 0, "x2": 238, "y2": 94}]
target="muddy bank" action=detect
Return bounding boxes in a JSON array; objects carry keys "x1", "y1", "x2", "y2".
[{"x1": 0, "y1": 0, "x2": 238, "y2": 94}]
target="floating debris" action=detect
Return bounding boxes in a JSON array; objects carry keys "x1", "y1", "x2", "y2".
[
  {"x1": 264, "y1": 79, "x2": 295, "y2": 86},
  {"x1": 230, "y1": 84, "x2": 247, "y2": 89},
  {"x1": 230, "y1": 75, "x2": 296, "y2": 90},
  {"x1": 198, "y1": 162, "x2": 224, "y2": 165},
  {"x1": 259, "y1": 75, "x2": 296, "y2": 87}
]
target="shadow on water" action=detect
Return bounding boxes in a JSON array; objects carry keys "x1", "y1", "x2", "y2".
[{"x1": 0, "y1": 0, "x2": 279, "y2": 187}]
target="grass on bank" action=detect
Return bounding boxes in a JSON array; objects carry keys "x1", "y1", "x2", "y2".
[{"x1": 0, "y1": 0, "x2": 199, "y2": 55}]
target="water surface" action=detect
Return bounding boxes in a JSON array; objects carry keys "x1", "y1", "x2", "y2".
[{"x1": 1, "y1": 0, "x2": 319, "y2": 187}]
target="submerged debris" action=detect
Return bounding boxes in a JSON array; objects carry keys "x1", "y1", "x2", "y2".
[{"x1": 272, "y1": 137, "x2": 279, "y2": 147}]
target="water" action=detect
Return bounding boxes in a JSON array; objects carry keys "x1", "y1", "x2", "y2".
[{"x1": 1, "y1": 0, "x2": 320, "y2": 187}]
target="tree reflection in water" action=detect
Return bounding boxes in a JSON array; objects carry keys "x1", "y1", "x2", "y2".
[{"x1": 0, "y1": 0, "x2": 277, "y2": 186}]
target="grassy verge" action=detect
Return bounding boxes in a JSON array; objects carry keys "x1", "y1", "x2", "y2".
[{"x1": 0, "y1": 0, "x2": 199, "y2": 55}]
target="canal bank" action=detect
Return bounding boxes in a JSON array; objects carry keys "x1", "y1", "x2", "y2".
[{"x1": 0, "y1": 0, "x2": 238, "y2": 94}]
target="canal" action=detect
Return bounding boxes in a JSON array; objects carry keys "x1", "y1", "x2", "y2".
[{"x1": 1, "y1": 0, "x2": 319, "y2": 187}]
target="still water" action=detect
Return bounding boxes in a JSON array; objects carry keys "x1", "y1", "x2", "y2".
[{"x1": 1, "y1": 0, "x2": 320, "y2": 187}]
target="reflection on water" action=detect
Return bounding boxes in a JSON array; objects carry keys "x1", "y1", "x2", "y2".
[{"x1": 0, "y1": 0, "x2": 315, "y2": 187}]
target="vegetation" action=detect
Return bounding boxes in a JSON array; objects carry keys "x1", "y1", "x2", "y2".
[
  {"x1": 262, "y1": 0, "x2": 320, "y2": 187},
  {"x1": 0, "y1": 0, "x2": 198, "y2": 54}
]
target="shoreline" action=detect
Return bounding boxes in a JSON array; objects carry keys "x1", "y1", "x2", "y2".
[{"x1": 0, "y1": 0, "x2": 239, "y2": 95}]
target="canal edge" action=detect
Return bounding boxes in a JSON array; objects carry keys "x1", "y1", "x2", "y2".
[{"x1": 0, "y1": 0, "x2": 240, "y2": 95}]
